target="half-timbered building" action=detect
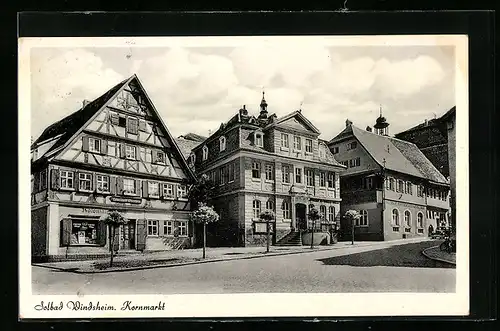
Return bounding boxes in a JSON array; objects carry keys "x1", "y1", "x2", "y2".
[{"x1": 31, "y1": 74, "x2": 196, "y2": 261}]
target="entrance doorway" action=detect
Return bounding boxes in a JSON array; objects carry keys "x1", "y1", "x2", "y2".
[
  {"x1": 295, "y1": 203, "x2": 307, "y2": 230},
  {"x1": 121, "y1": 220, "x2": 136, "y2": 250}
]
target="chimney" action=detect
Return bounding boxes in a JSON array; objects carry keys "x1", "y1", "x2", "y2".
[
  {"x1": 345, "y1": 119, "x2": 353, "y2": 127},
  {"x1": 239, "y1": 105, "x2": 248, "y2": 116},
  {"x1": 82, "y1": 99, "x2": 91, "y2": 108},
  {"x1": 366, "y1": 126, "x2": 372, "y2": 132},
  {"x1": 424, "y1": 119, "x2": 428, "y2": 126}
]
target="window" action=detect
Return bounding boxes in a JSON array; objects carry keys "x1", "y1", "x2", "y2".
[
  {"x1": 282, "y1": 165, "x2": 290, "y2": 184},
  {"x1": 357, "y1": 210, "x2": 368, "y2": 226},
  {"x1": 320, "y1": 206, "x2": 327, "y2": 221},
  {"x1": 328, "y1": 206, "x2": 335, "y2": 222},
  {"x1": 355, "y1": 157, "x2": 360, "y2": 167},
  {"x1": 306, "y1": 169, "x2": 314, "y2": 186},
  {"x1": 189, "y1": 153, "x2": 196, "y2": 165},
  {"x1": 118, "y1": 116, "x2": 126, "y2": 127},
  {"x1": 228, "y1": 163, "x2": 235, "y2": 182},
  {"x1": 264, "y1": 164, "x2": 274, "y2": 181},
  {"x1": 282, "y1": 201, "x2": 291, "y2": 220},
  {"x1": 388, "y1": 177, "x2": 395, "y2": 191},
  {"x1": 252, "y1": 200, "x2": 261, "y2": 219},
  {"x1": 293, "y1": 136, "x2": 301, "y2": 150},
  {"x1": 397, "y1": 180, "x2": 404, "y2": 193},
  {"x1": 327, "y1": 173, "x2": 335, "y2": 188},
  {"x1": 163, "y1": 184, "x2": 174, "y2": 198},
  {"x1": 202, "y1": 145, "x2": 208, "y2": 161},
  {"x1": 127, "y1": 117, "x2": 139, "y2": 134},
  {"x1": 60, "y1": 170, "x2": 74, "y2": 189},
  {"x1": 417, "y1": 212, "x2": 424, "y2": 228},
  {"x1": 67, "y1": 219, "x2": 99, "y2": 245},
  {"x1": 332, "y1": 146, "x2": 339, "y2": 154},
  {"x1": 154, "y1": 151, "x2": 165, "y2": 164},
  {"x1": 148, "y1": 182, "x2": 159, "y2": 197},
  {"x1": 39, "y1": 170, "x2": 47, "y2": 190},
  {"x1": 417, "y1": 185, "x2": 425, "y2": 197},
  {"x1": 254, "y1": 133, "x2": 263, "y2": 147},
  {"x1": 178, "y1": 221, "x2": 188, "y2": 236},
  {"x1": 320, "y1": 172, "x2": 326, "y2": 187},
  {"x1": 219, "y1": 167, "x2": 225, "y2": 185},
  {"x1": 392, "y1": 209, "x2": 400, "y2": 226},
  {"x1": 79, "y1": 173, "x2": 92, "y2": 191},
  {"x1": 295, "y1": 168, "x2": 302, "y2": 184},
  {"x1": 405, "y1": 181, "x2": 413, "y2": 195},
  {"x1": 96, "y1": 175, "x2": 109, "y2": 192},
  {"x1": 125, "y1": 145, "x2": 136, "y2": 160},
  {"x1": 163, "y1": 221, "x2": 173, "y2": 235},
  {"x1": 347, "y1": 141, "x2": 357, "y2": 150},
  {"x1": 280, "y1": 133, "x2": 289, "y2": 148},
  {"x1": 252, "y1": 161, "x2": 261, "y2": 179},
  {"x1": 147, "y1": 220, "x2": 158, "y2": 236},
  {"x1": 219, "y1": 136, "x2": 226, "y2": 151},
  {"x1": 349, "y1": 159, "x2": 355, "y2": 168},
  {"x1": 365, "y1": 177, "x2": 374, "y2": 190},
  {"x1": 123, "y1": 178, "x2": 135, "y2": 195},
  {"x1": 404, "y1": 210, "x2": 412, "y2": 227},
  {"x1": 305, "y1": 139, "x2": 313, "y2": 153},
  {"x1": 89, "y1": 138, "x2": 101, "y2": 153},
  {"x1": 177, "y1": 185, "x2": 188, "y2": 199},
  {"x1": 266, "y1": 200, "x2": 274, "y2": 211}
]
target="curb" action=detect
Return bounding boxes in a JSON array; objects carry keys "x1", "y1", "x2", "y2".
[
  {"x1": 421, "y1": 246, "x2": 456, "y2": 265},
  {"x1": 33, "y1": 238, "x2": 431, "y2": 274}
]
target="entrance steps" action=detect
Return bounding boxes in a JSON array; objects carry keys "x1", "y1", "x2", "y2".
[{"x1": 275, "y1": 231, "x2": 302, "y2": 246}]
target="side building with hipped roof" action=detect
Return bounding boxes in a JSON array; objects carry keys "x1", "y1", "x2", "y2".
[{"x1": 328, "y1": 113, "x2": 450, "y2": 241}]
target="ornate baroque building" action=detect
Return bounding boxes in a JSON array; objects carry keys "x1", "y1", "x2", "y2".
[
  {"x1": 190, "y1": 94, "x2": 346, "y2": 247},
  {"x1": 30, "y1": 75, "x2": 196, "y2": 261},
  {"x1": 328, "y1": 113, "x2": 451, "y2": 241}
]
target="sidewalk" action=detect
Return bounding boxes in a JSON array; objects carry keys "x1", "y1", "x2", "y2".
[
  {"x1": 422, "y1": 245, "x2": 456, "y2": 265},
  {"x1": 33, "y1": 237, "x2": 430, "y2": 274}
]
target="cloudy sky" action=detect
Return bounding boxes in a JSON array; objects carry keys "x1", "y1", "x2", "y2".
[{"x1": 30, "y1": 42, "x2": 455, "y2": 142}]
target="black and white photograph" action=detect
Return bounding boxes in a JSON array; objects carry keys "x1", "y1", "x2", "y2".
[{"x1": 19, "y1": 34, "x2": 469, "y2": 318}]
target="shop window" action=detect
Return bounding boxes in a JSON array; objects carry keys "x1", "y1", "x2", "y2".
[
  {"x1": 96, "y1": 175, "x2": 110, "y2": 192},
  {"x1": 147, "y1": 220, "x2": 158, "y2": 236},
  {"x1": 79, "y1": 173, "x2": 92, "y2": 191},
  {"x1": 60, "y1": 170, "x2": 74, "y2": 189},
  {"x1": 70, "y1": 220, "x2": 99, "y2": 245}
]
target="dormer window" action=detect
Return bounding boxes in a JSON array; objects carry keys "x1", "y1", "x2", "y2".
[
  {"x1": 189, "y1": 153, "x2": 196, "y2": 165},
  {"x1": 202, "y1": 145, "x2": 208, "y2": 161},
  {"x1": 347, "y1": 141, "x2": 357, "y2": 150},
  {"x1": 219, "y1": 136, "x2": 226, "y2": 151},
  {"x1": 254, "y1": 132, "x2": 263, "y2": 147}
]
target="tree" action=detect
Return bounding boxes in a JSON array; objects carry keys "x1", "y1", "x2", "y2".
[
  {"x1": 307, "y1": 205, "x2": 322, "y2": 249},
  {"x1": 343, "y1": 210, "x2": 361, "y2": 245},
  {"x1": 188, "y1": 173, "x2": 216, "y2": 209},
  {"x1": 260, "y1": 210, "x2": 276, "y2": 253},
  {"x1": 101, "y1": 210, "x2": 128, "y2": 267},
  {"x1": 190, "y1": 203, "x2": 219, "y2": 259}
]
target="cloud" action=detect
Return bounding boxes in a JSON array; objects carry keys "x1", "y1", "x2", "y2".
[{"x1": 31, "y1": 48, "x2": 124, "y2": 139}]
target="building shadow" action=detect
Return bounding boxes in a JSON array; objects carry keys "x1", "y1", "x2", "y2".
[{"x1": 317, "y1": 241, "x2": 455, "y2": 269}]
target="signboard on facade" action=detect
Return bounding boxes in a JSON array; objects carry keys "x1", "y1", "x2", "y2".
[{"x1": 110, "y1": 196, "x2": 142, "y2": 204}]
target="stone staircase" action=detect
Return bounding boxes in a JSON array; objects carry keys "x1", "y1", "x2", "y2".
[{"x1": 275, "y1": 231, "x2": 302, "y2": 246}]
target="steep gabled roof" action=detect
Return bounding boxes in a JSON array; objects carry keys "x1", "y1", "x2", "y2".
[
  {"x1": 32, "y1": 77, "x2": 130, "y2": 155},
  {"x1": 329, "y1": 124, "x2": 448, "y2": 184},
  {"x1": 175, "y1": 137, "x2": 202, "y2": 159},
  {"x1": 264, "y1": 110, "x2": 321, "y2": 134},
  {"x1": 178, "y1": 133, "x2": 207, "y2": 143}
]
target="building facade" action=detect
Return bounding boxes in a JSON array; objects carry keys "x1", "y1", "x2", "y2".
[
  {"x1": 328, "y1": 115, "x2": 451, "y2": 241},
  {"x1": 190, "y1": 94, "x2": 346, "y2": 247},
  {"x1": 440, "y1": 107, "x2": 456, "y2": 233},
  {"x1": 31, "y1": 75, "x2": 196, "y2": 261}
]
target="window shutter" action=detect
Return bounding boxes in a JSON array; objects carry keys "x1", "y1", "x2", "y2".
[
  {"x1": 50, "y1": 169, "x2": 60, "y2": 190},
  {"x1": 159, "y1": 183, "x2": 164, "y2": 198},
  {"x1": 135, "y1": 179, "x2": 141, "y2": 195},
  {"x1": 136, "y1": 219, "x2": 146, "y2": 251},
  {"x1": 98, "y1": 221, "x2": 107, "y2": 246},
  {"x1": 110, "y1": 176, "x2": 116, "y2": 195},
  {"x1": 101, "y1": 140, "x2": 108, "y2": 155},
  {"x1": 110, "y1": 113, "x2": 119, "y2": 125},
  {"x1": 117, "y1": 177, "x2": 124, "y2": 195},
  {"x1": 133, "y1": 118, "x2": 139, "y2": 134},
  {"x1": 74, "y1": 171, "x2": 80, "y2": 191},
  {"x1": 120, "y1": 144, "x2": 126, "y2": 159},
  {"x1": 135, "y1": 146, "x2": 139, "y2": 160},
  {"x1": 60, "y1": 218, "x2": 72, "y2": 246},
  {"x1": 142, "y1": 180, "x2": 149, "y2": 198},
  {"x1": 139, "y1": 120, "x2": 146, "y2": 131},
  {"x1": 82, "y1": 136, "x2": 89, "y2": 152}
]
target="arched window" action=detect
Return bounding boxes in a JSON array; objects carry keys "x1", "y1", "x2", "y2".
[
  {"x1": 417, "y1": 212, "x2": 424, "y2": 228},
  {"x1": 282, "y1": 201, "x2": 291, "y2": 220},
  {"x1": 404, "y1": 210, "x2": 411, "y2": 227},
  {"x1": 254, "y1": 132, "x2": 263, "y2": 147},
  {"x1": 219, "y1": 136, "x2": 226, "y2": 151},
  {"x1": 392, "y1": 209, "x2": 400, "y2": 226},
  {"x1": 202, "y1": 145, "x2": 208, "y2": 161},
  {"x1": 320, "y1": 205, "x2": 327, "y2": 221},
  {"x1": 252, "y1": 200, "x2": 261, "y2": 219},
  {"x1": 266, "y1": 200, "x2": 274, "y2": 211},
  {"x1": 328, "y1": 206, "x2": 335, "y2": 222},
  {"x1": 358, "y1": 210, "x2": 368, "y2": 226}
]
